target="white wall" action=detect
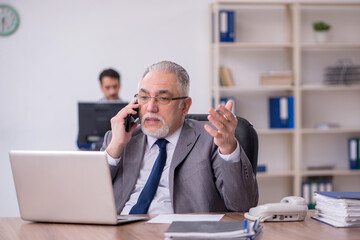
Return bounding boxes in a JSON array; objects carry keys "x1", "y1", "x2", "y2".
[{"x1": 0, "y1": 0, "x2": 212, "y2": 217}]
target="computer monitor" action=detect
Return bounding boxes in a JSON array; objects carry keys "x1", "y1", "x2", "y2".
[{"x1": 77, "y1": 102, "x2": 130, "y2": 150}]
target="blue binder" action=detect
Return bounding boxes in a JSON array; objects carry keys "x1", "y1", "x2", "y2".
[
  {"x1": 212, "y1": 97, "x2": 236, "y2": 114},
  {"x1": 219, "y1": 10, "x2": 235, "y2": 42},
  {"x1": 348, "y1": 138, "x2": 359, "y2": 170},
  {"x1": 269, "y1": 96, "x2": 294, "y2": 128}
]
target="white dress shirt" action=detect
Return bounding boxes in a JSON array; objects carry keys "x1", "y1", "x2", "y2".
[{"x1": 106, "y1": 125, "x2": 241, "y2": 214}]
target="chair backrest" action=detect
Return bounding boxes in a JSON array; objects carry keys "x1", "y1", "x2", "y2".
[{"x1": 185, "y1": 114, "x2": 258, "y2": 175}]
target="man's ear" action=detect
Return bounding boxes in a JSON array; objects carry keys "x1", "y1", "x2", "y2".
[{"x1": 182, "y1": 97, "x2": 192, "y2": 116}]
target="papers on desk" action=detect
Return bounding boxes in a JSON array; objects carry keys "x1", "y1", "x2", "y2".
[
  {"x1": 148, "y1": 214, "x2": 224, "y2": 224},
  {"x1": 312, "y1": 191, "x2": 360, "y2": 227},
  {"x1": 164, "y1": 219, "x2": 263, "y2": 239}
]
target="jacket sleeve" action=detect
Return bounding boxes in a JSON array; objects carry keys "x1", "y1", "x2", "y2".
[
  {"x1": 213, "y1": 144, "x2": 259, "y2": 212},
  {"x1": 100, "y1": 130, "x2": 121, "y2": 180}
]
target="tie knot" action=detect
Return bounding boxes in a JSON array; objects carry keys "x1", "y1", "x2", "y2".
[{"x1": 156, "y1": 139, "x2": 168, "y2": 149}]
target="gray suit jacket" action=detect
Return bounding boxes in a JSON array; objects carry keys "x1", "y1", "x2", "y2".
[{"x1": 101, "y1": 119, "x2": 258, "y2": 214}]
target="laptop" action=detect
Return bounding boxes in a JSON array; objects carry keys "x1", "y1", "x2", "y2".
[{"x1": 9, "y1": 150, "x2": 148, "y2": 225}]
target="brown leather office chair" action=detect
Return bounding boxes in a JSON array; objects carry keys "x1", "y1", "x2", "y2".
[{"x1": 185, "y1": 114, "x2": 258, "y2": 175}]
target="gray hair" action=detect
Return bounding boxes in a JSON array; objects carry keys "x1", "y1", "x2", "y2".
[{"x1": 142, "y1": 60, "x2": 190, "y2": 96}]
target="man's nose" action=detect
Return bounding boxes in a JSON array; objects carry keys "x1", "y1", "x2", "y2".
[{"x1": 146, "y1": 98, "x2": 158, "y2": 112}]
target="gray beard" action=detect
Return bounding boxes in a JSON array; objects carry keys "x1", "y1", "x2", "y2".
[{"x1": 141, "y1": 113, "x2": 170, "y2": 138}]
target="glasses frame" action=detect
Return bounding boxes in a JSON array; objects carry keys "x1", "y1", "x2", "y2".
[{"x1": 134, "y1": 94, "x2": 188, "y2": 105}]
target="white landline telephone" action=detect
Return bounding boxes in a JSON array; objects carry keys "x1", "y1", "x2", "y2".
[{"x1": 244, "y1": 196, "x2": 308, "y2": 222}]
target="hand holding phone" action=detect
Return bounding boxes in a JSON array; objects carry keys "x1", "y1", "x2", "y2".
[{"x1": 124, "y1": 102, "x2": 139, "y2": 132}]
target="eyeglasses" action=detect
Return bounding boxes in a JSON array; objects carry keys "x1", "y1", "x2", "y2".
[{"x1": 134, "y1": 94, "x2": 188, "y2": 105}]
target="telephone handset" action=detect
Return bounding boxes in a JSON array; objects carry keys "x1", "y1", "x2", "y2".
[
  {"x1": 244, "y1": 196, "x2": 308, "y2": 222},
  {"x1": 124, "y1": 101, "x2": 139, "y2": 132}
]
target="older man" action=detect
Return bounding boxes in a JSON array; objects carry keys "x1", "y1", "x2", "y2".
[{"x1": 101, "y1": 61, "x2": 258, "y2": 214}]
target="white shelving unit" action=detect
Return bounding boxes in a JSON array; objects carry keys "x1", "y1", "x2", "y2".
[{"x1": 210, "y1": 1, "x2": 360, "y2": 204}]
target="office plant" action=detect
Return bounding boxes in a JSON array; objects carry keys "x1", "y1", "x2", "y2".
[{"x1": 313, "y1": 21, "x2": 331, "y2": 43}]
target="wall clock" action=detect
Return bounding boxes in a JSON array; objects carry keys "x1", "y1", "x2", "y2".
[{"x1": 0, "y1": 4, "x2": 19, "y2": 36}]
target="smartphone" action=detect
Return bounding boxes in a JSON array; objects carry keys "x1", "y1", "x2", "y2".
[{"x1": 124, "y1": 102, "x2": 139, "y2": 132}]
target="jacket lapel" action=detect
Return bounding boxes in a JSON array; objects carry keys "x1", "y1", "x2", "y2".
[
  {"x1": 169, "y1": 120, "x2": 201, "y2": 204},
  {"x1": 121, "y1": 132, "x2": 147, "y2": 204}
]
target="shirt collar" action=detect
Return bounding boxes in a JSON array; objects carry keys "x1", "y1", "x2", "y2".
[{"x1": 146, "y1": 125, "x2": 183, "y2": 149}]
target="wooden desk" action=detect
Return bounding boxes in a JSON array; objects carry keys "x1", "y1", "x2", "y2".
[{"x1": 1, "y1": 211, "x2": 360, "y2": 240}]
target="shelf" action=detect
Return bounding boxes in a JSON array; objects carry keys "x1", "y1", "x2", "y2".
[
  {"x1": 210, "y1": 0, "x2": 360, "y2": 200},
  {"x1": 301, "y1": 84, "x2": 360, "y2": 92},
  {"x1": 301, "y1": 127, "x2": 360, "y2": 134},
  {"x1": 257, "y1": 129, "x2": 294, "y2": 135},
  {"x1": 301, "y1": 169, "x2": 360, "y2": 177},
  {"x1": 218, "y1": 86, "x2": 294, "y2": 93},
  {"x1": 301, "y1": 43, "x2": 360, "y2": 49},
  {"x1": 258, "y1": 165, "x2": 360, "y2": 187},
  {"x1": 257, "y1": 170, "x2": 294, "y2": 179},
  {"x1": 300, "y1": 2, "x2": 360, "y2": 7},
  {"x1": 214, "y1": 1, "x2": 292, "y2": 6},
  {"x1": 212, "y1": 42, "x2": 293, "y2": 48}
]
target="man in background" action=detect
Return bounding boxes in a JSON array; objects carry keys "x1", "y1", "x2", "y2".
[{"x1": 98, "y1": 68, "x2": 123, "y2": 102}]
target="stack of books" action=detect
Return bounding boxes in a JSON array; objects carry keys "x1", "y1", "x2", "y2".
[
  {"x1": 219, "y1": 66, "x2": 234, "y2": 87},
  {"x1": 312, "y1": 191, "x2": 360, "y2": 227},
  {"x1": 260, "y1": 70, "x2": 293, "y2": 86}
]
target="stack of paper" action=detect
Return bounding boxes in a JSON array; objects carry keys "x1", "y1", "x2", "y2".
[
  {"x1": 164, "y1": 220, "x2": 262, "y2": 239},
  {"x1": 311, "y1": 191, "x2": 360, "y2": 227}
]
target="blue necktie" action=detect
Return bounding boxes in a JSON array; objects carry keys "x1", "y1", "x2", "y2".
[{"x1": 129, "y1": 139, "x2": 168, "y2": 214}]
